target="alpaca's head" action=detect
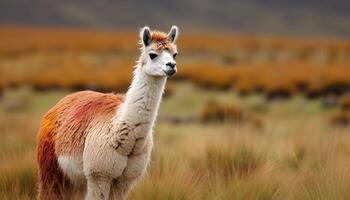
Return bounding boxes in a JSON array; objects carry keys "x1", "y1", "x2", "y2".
[{"x1": 139, "y1": 26, "x2": 179, "y2": 77}]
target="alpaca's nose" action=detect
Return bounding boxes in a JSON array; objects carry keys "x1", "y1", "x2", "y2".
[
  {"x1": 164, "y1": 61, "x2": 177, "y2": 76},
  {"x1": 166, "y1": 62, "x2": 176, "y2": 69}
]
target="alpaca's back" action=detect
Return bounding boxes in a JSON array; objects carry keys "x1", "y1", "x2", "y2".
[{"x1": 37, "y1": 91, "x2": 124, "y2": 199}]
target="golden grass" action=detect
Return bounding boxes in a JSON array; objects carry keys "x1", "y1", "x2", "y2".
[
  {"x1": 0, "y1": 83, "x2": 350, "y2": 199},
  {"x1": 178, "y1": 62, "x2": 350, "y2": 98},
  {"x1": 1, "y1": 26, "x2": 349, "y2": 55},
  {"x1": 0, "y1": 26, "x2": 349, "y2": 99}
]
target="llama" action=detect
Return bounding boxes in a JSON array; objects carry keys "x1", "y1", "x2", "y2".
[{"x1": 37, "y1": 26, "x2": 179, "y2": 200}]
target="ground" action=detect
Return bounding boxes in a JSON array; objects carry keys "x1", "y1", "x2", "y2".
[{"x1": 0, "y1": 82, "x2": 349, "y2": 200}]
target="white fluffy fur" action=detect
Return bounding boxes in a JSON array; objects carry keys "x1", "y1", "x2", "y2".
[
  {"x1": 75, "y1": 26, "x2": 178, "y2": 200},
  {"x1": 58, "y1": 155, "x2": 85, "y2": 185},
  {"x1": 81, "y1": 64, "x2": 167, "y2": 200}
]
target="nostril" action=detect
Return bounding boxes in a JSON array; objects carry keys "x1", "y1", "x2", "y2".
[{"x1": 166, "y1": 62, "x2": 176, "y2": 68}]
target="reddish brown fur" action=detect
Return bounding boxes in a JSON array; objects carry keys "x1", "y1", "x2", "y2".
[
  {"x1": 37, "y1": 91, "x2": 124, "y2": 199},
  {"x1": 37, "y1": 110, "x2": 70, "y2": 199},
  {"x1": 150, "y1": 31, "x2": 176, "y2": 53}
]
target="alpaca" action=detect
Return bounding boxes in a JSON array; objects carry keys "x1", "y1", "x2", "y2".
[{"x1": 37, "y1": 26, "x2": 179, "y2": 200}]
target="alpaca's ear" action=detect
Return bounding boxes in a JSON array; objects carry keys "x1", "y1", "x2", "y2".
[
  {"x1": 140, "y1": 26, "x2": 152, "y2": 46},
  {"x1": 168, "y1": 25, "x2": 179, "y2": 43}
]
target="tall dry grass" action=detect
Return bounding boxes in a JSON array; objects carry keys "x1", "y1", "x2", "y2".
[{"x1": 1, "y1": 83, "x2": 350, "y2": 199}]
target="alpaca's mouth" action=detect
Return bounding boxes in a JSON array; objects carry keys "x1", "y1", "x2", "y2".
[
  {"x1": 163, "y1": 68, "x2": 176, "y2": 77},
  {"x1": 163, "y1": 64, "x2": 177, "y2": 77}
]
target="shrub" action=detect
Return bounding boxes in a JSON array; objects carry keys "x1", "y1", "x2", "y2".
[
  {"x1": 339, "y1": 95, "x2": 350, "y2": 111},
  {"x1": 200, "y1": 100, "x2": 263, "y2": 129},
  {"x1": 192, "y1": 144, "x2": 265, "y2": 180},
  {"x1": 200, "y1": 100, "x2": 244, "y2": 124},
  {"x1": 329, "y1": 111, "x2": 349, "y2": 127}
]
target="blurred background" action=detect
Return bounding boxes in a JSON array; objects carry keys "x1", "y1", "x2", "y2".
[{"x1": 0, "y1": 1, "x2": 349, "y2": 199}]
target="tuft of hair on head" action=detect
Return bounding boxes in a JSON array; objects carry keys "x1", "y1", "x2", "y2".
[
  {"x1": 140, "y1": 25, "x2": 179, "y2": 47},
  {"x1": 140, "y1": 26, "x2": 152, "y2": 46},
  {"x1": 167, "y1": 25, "x2": 179, "y2": 43}
]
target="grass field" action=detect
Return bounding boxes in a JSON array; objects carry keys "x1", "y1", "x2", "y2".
[
  {"x1": 0, "y1": 25, "x2": 349, "y2": 200},
  {"x1": 0, "y1": 82, "x2": 349, "y2": 199},
  {"x1": 1, "y1": 26, "x2": 349, "y2": 99}
]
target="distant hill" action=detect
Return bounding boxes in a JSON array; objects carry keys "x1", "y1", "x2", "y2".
[{"x1": 0, "y1": 0, "x2": 349, "y2": 38}]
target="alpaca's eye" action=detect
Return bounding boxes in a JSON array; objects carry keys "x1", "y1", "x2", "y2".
[
  {"x1": 173, "y1": 53, "x2": 178, "y2": 59},
  {"x1": 149, "y1": 53, "x2": 158, "y2": 60}
]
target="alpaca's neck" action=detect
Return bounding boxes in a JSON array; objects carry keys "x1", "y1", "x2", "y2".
[{"x1": 115, "y1": 65, "x2": 166, "y2": 130}]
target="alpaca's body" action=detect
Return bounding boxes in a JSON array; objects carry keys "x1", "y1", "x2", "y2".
[{"x1": 37, "y1": 26, "x2": 179, "y2": 199}]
